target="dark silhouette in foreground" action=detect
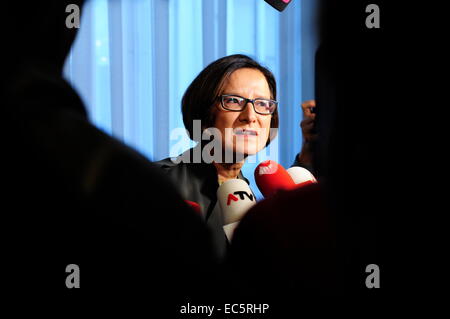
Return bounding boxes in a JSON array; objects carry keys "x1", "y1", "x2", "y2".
[{"x1": 1, "y1": 2, "x2": 218, "y2": 314}]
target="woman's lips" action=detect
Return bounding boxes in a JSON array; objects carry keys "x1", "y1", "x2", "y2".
[{"x1": 233, "y1": 128, "x2": 258, "y2": 136}]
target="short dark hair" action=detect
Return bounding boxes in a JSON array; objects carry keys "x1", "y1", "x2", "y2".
[{"x1": 182, "y1": 54, "x2": 279, "y2": 144}]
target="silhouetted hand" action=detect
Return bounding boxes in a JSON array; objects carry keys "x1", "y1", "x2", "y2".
[{"x1": 297, "y1": 100, "x2": 317, "y2": 167}]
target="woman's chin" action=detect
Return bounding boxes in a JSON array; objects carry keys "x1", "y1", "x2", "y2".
[
  {"x1": 239, "y1": 141, "x2": 264, "y2": 154},
  {"x1": 233, "y1": 146, "x2": 261, "y2": 158},
  {"x1": 221, "y1": 142, "x2": 263, "y2": 162}
]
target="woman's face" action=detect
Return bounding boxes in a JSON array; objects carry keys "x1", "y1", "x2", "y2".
[{"x1": 212, "y1": 68, "x2": 273, "y2": 158}]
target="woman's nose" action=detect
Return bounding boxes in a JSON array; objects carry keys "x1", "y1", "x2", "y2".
[{"x1": 238, "y1": 101, "x2": 258, "y2": 123}]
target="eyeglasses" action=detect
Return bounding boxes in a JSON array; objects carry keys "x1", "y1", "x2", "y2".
[{"x1": 218, "y1": 94, "x2": 278, "y2": 115}]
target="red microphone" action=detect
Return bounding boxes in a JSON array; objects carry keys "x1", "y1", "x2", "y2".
[{"x1": 254, "y1": 160, "x2": 296, "y2": 198}]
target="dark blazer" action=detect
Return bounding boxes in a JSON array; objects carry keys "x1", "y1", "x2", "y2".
[
  {"x1": 154, "y1": 146, "x2": 251, "y2": 260},
  {"x1": 154, "y1": 146, "x2": 304, "y2": 259}
]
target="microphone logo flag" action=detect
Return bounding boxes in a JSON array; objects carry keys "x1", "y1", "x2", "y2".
[
  {"x1": 227, "y1": 193, "x2": 239, "y2": 205},
  {"x1": 257, "y1": 160, "x2": 278, "y2": 175},
  {"x1": 227, "y1": 191, "x2": 254, "y2": 206}
]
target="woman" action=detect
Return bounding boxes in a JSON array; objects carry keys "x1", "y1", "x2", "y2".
[{"x1": 155, "y1": 54, "x2": 312, "y2": 259}]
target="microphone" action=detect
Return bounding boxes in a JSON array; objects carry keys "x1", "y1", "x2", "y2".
[
  {"x1": 254, "y1": 160, "x2": 296, "y2": 198},
  {"x1": 217, "y1": 179, "x2": 257, "y2": 241},
  {"x1": 264, "y1": 0, "x2": 293, "y2": 12},
  {"x1": 286, "y1": 166, "x2": 317, "y2": 187}
]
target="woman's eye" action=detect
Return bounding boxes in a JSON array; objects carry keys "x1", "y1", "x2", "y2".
[
  {"x1": 226, "y1": 97, "x2": 240, "y2": 104},
  {"x1": 256, "y1": 101, "x2": 269, "y2": 108}
]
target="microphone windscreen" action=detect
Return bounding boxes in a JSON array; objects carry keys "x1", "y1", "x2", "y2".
[
  {"x1": 264, "y1": 0, "x2": 292, "y2": 12},
  {"x1": 286, "y1": 166, "x2": 317, "y2": 187},
  {"x1": 254, "y1": 160, "x2": 296, "y2": 198},
  {"x1": 217, "y1": 179, "x2": 256, "y2": 225}
]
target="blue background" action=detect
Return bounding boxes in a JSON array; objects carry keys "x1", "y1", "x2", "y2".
[{"x1": 64, "y1": 0, "x2": 319, "y2": 199}]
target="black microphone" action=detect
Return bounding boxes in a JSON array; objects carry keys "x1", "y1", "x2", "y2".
[{"x1": 264, "y1": 0, "x2": 293, "y2": 12}]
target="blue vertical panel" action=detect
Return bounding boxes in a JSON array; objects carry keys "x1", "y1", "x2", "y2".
[
  {"x1": 63, "y1": 0, "x2": 309, "y2": 190},
  {"x1": 168, "y1": 0, "x2": 203, "y2": 158},
  {"x1": 134, "y1": 0, "x2": 154, "y2": 160},
  {"x1": 255, "y1": 0, "x2": 280, "y2": 68},
  {"x1": 108, "y1": 0, "x2": 125, "y2": 141},
  {"x1": 92, "y1": 0, "x2": 112, "y2": 134},
  {"x1": 120, "y1": 0, "x2": 153, "y2": 160},
  {"x1": 226, "y1": 0, "x2": 235, "y2": 54},
  {"x1": 152, "y1": 0, "x2": 170, "y2": 161},
  {"x1": 226, "y1": 0, "x2": 256, "y2": 55},
  {"x1": 202, "y1": 0, "x2": 227, "y2": 67},
  {"x1": 202, "y1": 0, "x2": 218, "y2": 66},
  {"x1": 216, "y1": 0, "x2": 228, "y2": 63},
  {"x1": 278, "y1": 0, "x2": 302, "y2": 169},
  {"x1": 121, "y1": 1, "x2": 137, "y2": 149}
]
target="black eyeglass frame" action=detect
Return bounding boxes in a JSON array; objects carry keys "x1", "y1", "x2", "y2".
[{"x1": 218, "y1": 94, "x2": 278, "y2": 115}]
